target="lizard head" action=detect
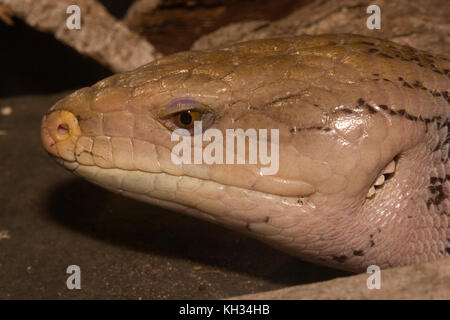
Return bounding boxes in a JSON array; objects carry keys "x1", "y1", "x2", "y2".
[{"x1": 41, "y1": 35, "x2": 450, "y2": 271}]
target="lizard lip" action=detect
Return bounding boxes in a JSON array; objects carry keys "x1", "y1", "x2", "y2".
[
  {"x1": 53, "y1": 158, "x2": 319, "y2": 240},
  {"x1": 54, "y1": 158, "x2": 310, "y2": 204}
]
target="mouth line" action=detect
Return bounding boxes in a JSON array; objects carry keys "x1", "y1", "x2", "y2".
[
  {"x1": 53, "y1": 157, "x2": 309, "y2": 207},
  {"x1": 53, "y1": 157, "x2": 319, "y2": 232}
]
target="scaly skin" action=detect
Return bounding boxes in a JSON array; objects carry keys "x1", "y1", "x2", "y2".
[{"x1": 41, "y1": 34, "x2": 449, "y2": 272}]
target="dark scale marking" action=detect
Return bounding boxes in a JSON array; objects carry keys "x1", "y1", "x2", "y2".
[
  {"x1": 368, "y1": 48, "x2": 379, "y2": 53},
  {"x1": 332, "y1": 255, "x2": 348, "y2": 263},
  {"x1": 426, "y1": 176, "x2": 448, "y2": 208},
  {"x1": 417, "y1": 84, "x2": 428, "y2": 91},
  {"x1": 298, "y1": 88, "x2": 446, "y2": 133},
  {"x1": 405, "y1": 114, "x2": 418, "y2": 121},
  {"x1": 353, "y1": 250, "x2": 364, "y2": 256},
  {"x1": 297, "y1": 126, "x2": 332, "y2": 132},
  {"x1": 400, "y1": 50, "x2": 449, "y2": 75},
  {"x1": 430, "y1": 177, "x2": 444, "y2": 184},
  {"x1": 437, "y1": 119, "x2": 446, "y2": 130},
  {"x1": 264, "y1": 217, "x2": 270, "y2": 223},
  {"x1": 366, "y1": 104, "x2": 377, "y2": 114},
  {"x1": 342, "y1": 108, "x2": 353, "y2": 114},
  {"x1": 361, "y1": 41, "x2": 375, "y2": 46},
  {"x1": 379, "y1": 52, "x2": 394, "y2": 59},
  {"x1": 370, "y1": 240, "x2": 375, "y2": 247},
  {"x1": 433, "y1": 142, "x2": 441, "y2": 152},
  {"x1": 432, "y1": 68, "x2": 443, "y2": 75},
  {"x1": 442, "y1": 91, "x2": 449, "y2": 104},
  {"x1": 403, "y1": 82, "x2": 413, "y2": 88},
  {"x1": 432, "y1": 91, "x2": 442, "y2": 97},
  {"x1": 413, "y1": 81, "x2": 423, "y2": 88},
  {"x1": 434, "y1": 191, "x2": 446, "y2": 205},
  {"x1": 363, "y1": 99, "x2": 442, "y2": 126},
  {"x1": 261, "y1": 93, "x2": 305, "y2": 108}
]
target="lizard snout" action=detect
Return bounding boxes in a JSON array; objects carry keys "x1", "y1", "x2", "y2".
[{"x1": 41, "y1": 110, "x2": 81, "y2": 161}]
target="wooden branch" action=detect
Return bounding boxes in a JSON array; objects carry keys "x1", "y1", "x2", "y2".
[
  {"x1": 124, "y1": 0, "x2": 160, "y2": 31},
  {"x1": 193, "y1": 0, "x2": 450, "y2": 56},
  {"x1": 0, "y1": 0, "x2": 162, "y2": 72},
  {"x1": 0, "y1": 4, "x2": 14, "y2": 25}
]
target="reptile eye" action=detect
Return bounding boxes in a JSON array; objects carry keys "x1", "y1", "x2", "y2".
[
  {"x1": 159, "y1": 98, "x2": 215, "y2": 135},
  {"x1": 174, "y1": 110, "x2": 202, "y2": 129}
]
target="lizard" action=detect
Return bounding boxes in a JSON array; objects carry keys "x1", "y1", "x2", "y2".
[{"x1": 41, "y1": 34, "x2": 449, "y2": 272}]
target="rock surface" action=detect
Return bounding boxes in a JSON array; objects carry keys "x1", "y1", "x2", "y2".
[{"x1": 230, "y1": 258, "x2": 450, "y2": 299}]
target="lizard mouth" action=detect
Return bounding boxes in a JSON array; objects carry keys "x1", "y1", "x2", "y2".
[
  {"x1": 365, "y1": 158, "x2": 397, "y2": 199},
  {"x1": 54, "y1": 158, "x2": 348, "y2": 269},
  {"x1": 54, "y1": 157, "x2": 319, "y2": 239}
]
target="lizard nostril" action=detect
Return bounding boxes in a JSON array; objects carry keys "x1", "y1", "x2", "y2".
[
  {"x1": 57, "y1": 123, "x2": 69, "y2": 135},
  {"x1": 41, "y1": 110, "x2": 81, "y2": 156}
]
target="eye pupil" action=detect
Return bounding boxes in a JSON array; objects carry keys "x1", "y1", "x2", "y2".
[{"x1": 179, "y1": 111, "x2": 193, "y2": 125}]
